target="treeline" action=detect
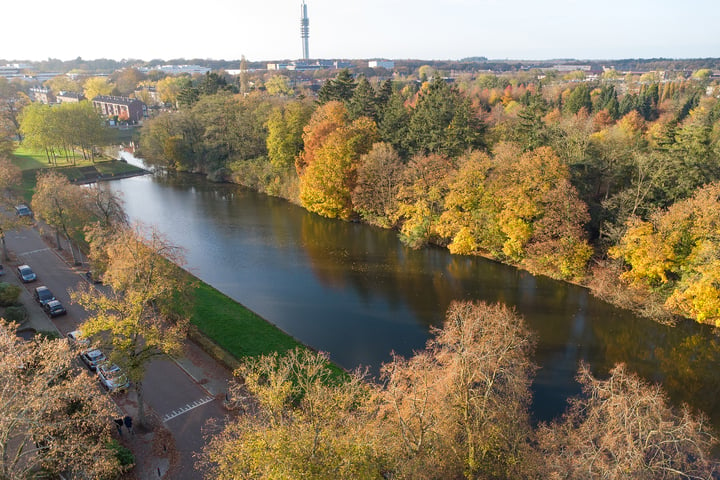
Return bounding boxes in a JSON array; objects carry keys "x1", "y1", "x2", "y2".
[
  {"x1": 198, "y1": 301, "x2": 719, "y2": 479},
  {"x1": 138, "y1": 69, "x2": 720, "y2": 325}
]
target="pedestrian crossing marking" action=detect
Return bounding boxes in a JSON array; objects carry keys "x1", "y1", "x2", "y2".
[{"x1": 161, "y1": 395, "x2": 214, "y2": 422}]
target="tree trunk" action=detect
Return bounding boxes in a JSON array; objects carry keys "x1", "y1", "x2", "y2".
[
  {"x1": 66, "y1": 235, "x2": 80, "y2": 265},
  {"x1": 55, "y1": 229, "x2": 62, "y2": 251},
  {"x1": 1, "y1": 235, "x2": 8, "y2": 261},
  {"x1": 136, "y1": 380, "x2": 148, "y2": 428}
]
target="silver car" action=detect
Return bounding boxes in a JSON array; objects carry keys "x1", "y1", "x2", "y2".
[
  {"x1": 80, "y1": 348, "x2": 106, "y2": 371},
  {"x1": 97, "y1": 363, "x2": 130, "y2": 392}
]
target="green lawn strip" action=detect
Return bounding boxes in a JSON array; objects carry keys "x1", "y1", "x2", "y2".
[
  {"x1": 190, "y1": 280, "x2": 347, "y2": 378},
  {"x1": 191, "y1": 281, "x2": 302, "y2": 359}
]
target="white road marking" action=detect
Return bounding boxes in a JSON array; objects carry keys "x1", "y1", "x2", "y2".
[
  {"x1": 161, "y1": 395, "x2": 215, "y2": 422},
  {"x1": 18, "y1": 248, "x2": 51, "y2": 256}
]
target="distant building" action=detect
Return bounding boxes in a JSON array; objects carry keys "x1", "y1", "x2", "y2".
[
  {"x1": 92, "y1": 96, "x2": 146, "y2": 123},
  {"x1": 30, "y1": 87, "x2": 54, "y2": 104},
  {"x1": 369, "y1": 60, "x2": 395, "y2": 69},
  {"x1": 269, "y1": 60, "x2": 352, "y2": 71},
  {"x1": 56, "y1": 91, "x2": 86, "y2": 103},
  {"x1": 0, "y1": 64, "x2": 31, "y2": 79},
  {"x1": 553, "y1": 64, "x2": 592, "y2": 72},
  {"x1": 139, "y1": 65, "x2": 211, "y2": 76},
  {"x1": 133, "y1": 86, "x2": 161, "y2": 105}
]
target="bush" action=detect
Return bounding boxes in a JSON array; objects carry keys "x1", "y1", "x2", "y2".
[
  {"x1": 0, "y1": 282, "x2": 21, "y2": 306},
  {"x1": 107, "y1": 439, "x2": 135, "y2": 468},
  {"x1": 4, "y1": 305, "x2": 28, "y2": 323}
]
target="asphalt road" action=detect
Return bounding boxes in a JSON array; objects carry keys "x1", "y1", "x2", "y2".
[{"x1": 5, "y1": 226, "x2": 229, "y2": 479}]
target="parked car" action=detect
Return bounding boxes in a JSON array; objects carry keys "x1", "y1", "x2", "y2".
[
  {"x1": 66, "y1": 330, "x2": 90, "y2": 348},
  {"x1": 80, "y1": 349, "x2": 106, "y2": 371},
  {"x1": 43, "y1": 299, "x2": 67, "y2": 317},
  {"x1": 97, "y1": 363, "x2": 130, "y2": 392},
  {"x1": 0, "y1": 264, "x2": 4, "y2": 275},
  {"x1": 16, "y1": 264, "x2": 37, "y2": 282},
  {"x1": 33, "y1": 286, "x2": 55, "y2": 306},
  {"x1": 15, "y1": 204, "x2": 33, "y2": 218}
]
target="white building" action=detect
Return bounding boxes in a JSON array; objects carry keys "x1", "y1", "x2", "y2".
[{"x1": 369, "y1": 60, "x2": 395, "y2": 69}]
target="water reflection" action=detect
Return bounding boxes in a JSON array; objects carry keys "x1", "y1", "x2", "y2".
[{"x1": 110, "y1": 166, "x2": 720, "y2": 427}]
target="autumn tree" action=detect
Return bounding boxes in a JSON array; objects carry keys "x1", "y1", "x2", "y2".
[
  {"x1": 351, "y1": 142, "x2": 404, "y2": 228},
  {"x1": 436, "y1": 150, "x2": 498, "y2": 255},
  {"x1": 0, "y1": 320, "x2": 124, "y2": 479},
  {"x1": 610, "y1": 182, "x2": 720, "y2": 325},
  {"x1": 0, "y1": 156, "x2": 23, "y2": 259},
  {"x1": 71, "y1": 224, "x2": 193, "y2": 427},
  {"x1": 264, "y1": 74, "x2": 293, "y2": 96},
  {"x1": 380, "y1": 301, "x2": 537, "y2": 479},
  {"x1": 111, "y1": 67, "x2": 146, "y2": 95},
  {"x1": 0, "y1": 78, "x2": 30, "y2": 151},
  {"x1": 298, "y1": 102, "x2": 378, "y2": 220},
  {"x1": 396, "y1": 153, "x2": 454, "y2": 248},
  {"x1": 266, "y1": 99, "x2": 314, "y2": 171},
  {"x1": 198, "y1": 348, "x2": 387, "y2": 479},
  {"x1": 83, "y1": 76, "x2": 114, "y2": 100},
  {"x1": 31, "y1": 170, "x2": 92, "y2": 264},
  {"x1": 537, "y1": 363, "x2": 718, "y2": 479},
  {"x1": 156, "y1": 75, "x2": 190, "y2": 107}
]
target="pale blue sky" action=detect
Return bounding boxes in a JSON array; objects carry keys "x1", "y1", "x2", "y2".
[{"x1": 3, "y1": 0, "x2": 719, "y2": 62}]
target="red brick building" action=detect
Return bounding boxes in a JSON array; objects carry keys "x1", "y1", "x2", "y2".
[{"x1": 92, "y1": 95, "x2": 146, "y2": 123}]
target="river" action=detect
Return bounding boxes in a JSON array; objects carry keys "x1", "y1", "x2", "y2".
[{"x1": 112, "y1": 153, "x2": 720, "y2": 425}]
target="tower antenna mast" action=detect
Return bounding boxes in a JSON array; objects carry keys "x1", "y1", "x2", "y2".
[{"x1": 301, "y1": 1, "x2": 310, "y2": 61}]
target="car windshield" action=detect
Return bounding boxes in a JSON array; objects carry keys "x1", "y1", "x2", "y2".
[{"x1": 20, "y1": 267, "x2": 31, "y2": 274}]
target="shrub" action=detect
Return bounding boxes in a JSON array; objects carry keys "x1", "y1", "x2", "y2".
[
  {"x1": 0, "y1": 282, "x2": 21, "y2": 306},
  {"x1": 4, "y1": 305, "x2": 28, "y2": 323}
]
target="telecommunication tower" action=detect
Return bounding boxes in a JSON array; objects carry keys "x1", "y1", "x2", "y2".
[{"x1": 301, "y1": 1, "x2": 310, "y2": 61}]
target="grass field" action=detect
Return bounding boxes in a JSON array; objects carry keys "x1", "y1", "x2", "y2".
[
  {"x1": 191, "y1": 282, "x2": 304, "y2": 360},
  {"x1": 12, "y1": 146, "x2": 147, "y2": 202}
]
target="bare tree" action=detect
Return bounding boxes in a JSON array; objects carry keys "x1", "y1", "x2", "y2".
[
  {"x1": 537, "y1": 362, "x2": 720, "y2": 479},
  {"x1": 380, "y1": 300, "x2": 538, "y2": 479},
  {"x1": 0, "y1": 320, "x2": 123, "y2": 479}
]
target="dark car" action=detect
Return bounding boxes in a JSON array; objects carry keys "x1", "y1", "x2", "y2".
[
  {"x1": 43, "y1": 299, "x2": 67, "y2": 317},
  {"x1": 15, "y1": 204, "x2": 33, "y2": 218},
  {"x1": 16, "y1": 264, "x2": 37, "y2": 283},
  {"x1": 80, "y1": 348, "x2": 106, "y2": 371},
  {"x1": 34, "y1": 286, "x2": 55, "y2": 306}
]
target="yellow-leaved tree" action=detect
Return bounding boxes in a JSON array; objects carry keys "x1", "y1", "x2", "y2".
[
  {"x1": 71, "y1": 223, "x2": 194, "y2": 427},
  {"x1": 298, "y1": 101, "x2": 378, "y2": 220},
  {"x1": 611, "y1": 182, "x2": 720, "y2": 325}
]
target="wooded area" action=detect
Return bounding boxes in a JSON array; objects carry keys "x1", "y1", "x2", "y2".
[{"x1": 137, "y1": 68, "x2": 720, "y2": 326}]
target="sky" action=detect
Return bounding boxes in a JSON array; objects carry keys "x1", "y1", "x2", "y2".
[{"x1": 3, "y1": 0, "x2": 719, "y2": 63}]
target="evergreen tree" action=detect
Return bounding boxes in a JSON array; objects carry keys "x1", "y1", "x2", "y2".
[
  {"x1": 318, "y1": 69, "x2": 357, "y2": 104},
  {"x1": 564, "y1": 83, "x2": 592, "y2": 115},
  {"x1": 407, "y1": 77, "x2": 483, "y2": 158},
  {"x1": 379, "y1": 92, "x2": 411, "y2": 158},
  {"x1": 347, "y1": 76, "x2": 378, "y2": 121}
]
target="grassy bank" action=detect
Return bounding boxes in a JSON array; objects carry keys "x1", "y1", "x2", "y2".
[
  {"x1": 191, "y1": 281, "x2": 303, "y2": 360},
  {"x1": 189, "y1": 278, "x2": 346, "y2": 377},
  {"x1": 13, "y1": 147, "x2": 147, "y2": 202}
]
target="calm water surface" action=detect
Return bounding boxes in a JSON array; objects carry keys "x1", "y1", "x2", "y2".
[{"x1": 112, "y1": 155, "x2": 720, "y2": 425}]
